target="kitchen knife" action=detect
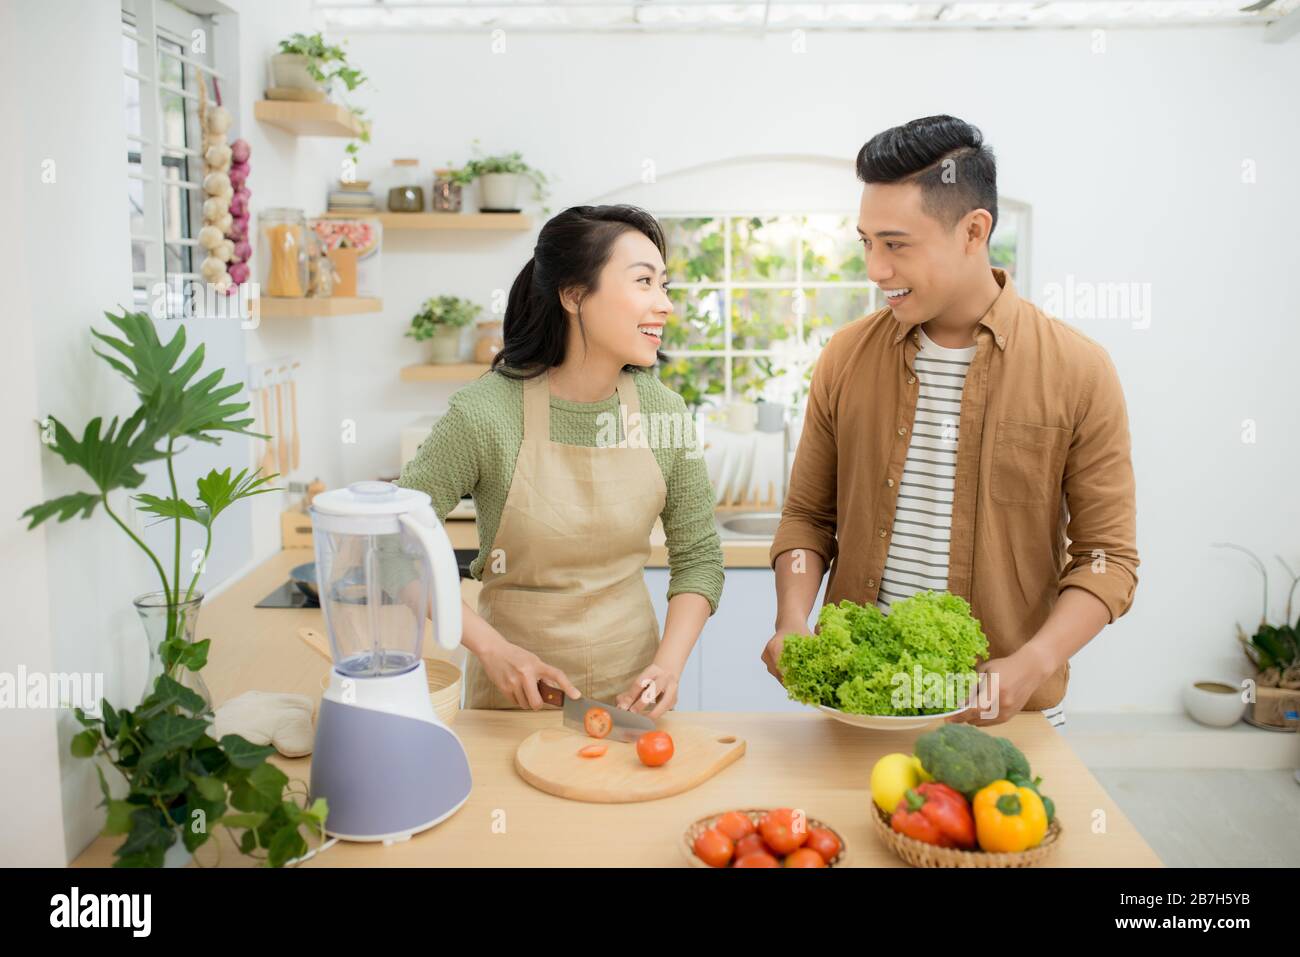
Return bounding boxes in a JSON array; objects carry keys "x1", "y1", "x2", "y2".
[{"x1": 536, "y1": 680, "x2": 656, "y2": 743}]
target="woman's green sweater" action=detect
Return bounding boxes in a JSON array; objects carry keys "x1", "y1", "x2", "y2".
[{"x1": 397, "y1": 369, "x2": 724, "y2": 613}]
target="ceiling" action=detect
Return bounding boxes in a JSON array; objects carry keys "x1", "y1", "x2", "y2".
[{"x1": 309, "y1": 0, "x2": 1300, "y2": 34}]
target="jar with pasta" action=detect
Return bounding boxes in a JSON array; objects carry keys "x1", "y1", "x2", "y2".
[{"x1": 260, "y1": 207, "x2": 308, "y2": 298}]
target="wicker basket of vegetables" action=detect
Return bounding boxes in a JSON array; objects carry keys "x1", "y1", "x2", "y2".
[{"x1": 869, "y1": 724, "x2": 1062, "y2": 868}]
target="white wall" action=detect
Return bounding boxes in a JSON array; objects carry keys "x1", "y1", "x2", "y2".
[{"x1": 328, "y1": 26, "x2": 1300, "y2": 714}]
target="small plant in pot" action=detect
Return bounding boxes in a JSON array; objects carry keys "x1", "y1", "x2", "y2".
[
  {"x1": 1211, "y1": 542, "x2": 1300, "y2": 731},
  {"x1": 272, "y1": 32, "x2": 370, "y2": 160},
  {"x1": 23, "y1": 309, "x2": 329, "y2": 865},
  {"x1": 406, "y1": 295, "x2": 482, "y2": 365},
  {"x1": 461, "y1": 141, "x2": 550, "y2": 212}
]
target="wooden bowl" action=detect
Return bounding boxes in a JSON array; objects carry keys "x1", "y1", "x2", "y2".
[
  {"x1": 871, "y1": 803, "x2": 1061, "y2": 867},
  {"x1": 425, "y1": 659, "x2": 461, "y2": 726},
  {"x1": 681, "y1": 808, "x2": 850, "y2": 868}
]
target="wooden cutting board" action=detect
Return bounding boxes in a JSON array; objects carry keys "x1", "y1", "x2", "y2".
[{"x1": 515, "y1": 719, "x2": 746, "y2": 803}]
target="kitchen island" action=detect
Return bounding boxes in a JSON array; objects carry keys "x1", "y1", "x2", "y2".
[{"x1": 72, "y1": 548, "x2": 1161, "y2": 867}]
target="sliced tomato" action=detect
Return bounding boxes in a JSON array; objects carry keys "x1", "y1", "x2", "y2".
[
  {"x1": 577, "y1": 744, "x2": 607, "y2": 758},
  {"x1": 636, "y1": 730, "x2": 674, "y2": 767},
  {"x1": 583, "y1": 707, "x2": 612, "y2": 739}
]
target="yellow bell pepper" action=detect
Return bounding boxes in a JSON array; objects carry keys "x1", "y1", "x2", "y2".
[
  {"x1": 973, "y1": 780, "x2": 1048, "y2": 852},
  {"x1": 871, "y1": 753, "x2": 933, "y2": 814}
]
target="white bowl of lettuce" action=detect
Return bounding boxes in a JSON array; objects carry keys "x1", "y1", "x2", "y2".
[{"x1": 779, "y1": 591, "x2": 989, "y2": 731}]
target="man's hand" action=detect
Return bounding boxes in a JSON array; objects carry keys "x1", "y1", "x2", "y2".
[
  {"x1": 947, "y1": 644, "x2": 1055, "y2": 727},
  {"x1": 762, "y1": 620, "x2": 807, "y2": 684}
]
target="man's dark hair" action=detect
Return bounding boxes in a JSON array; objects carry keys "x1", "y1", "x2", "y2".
[{"x1": 855, "y1": 115, "x2": 998, "y2": 240}]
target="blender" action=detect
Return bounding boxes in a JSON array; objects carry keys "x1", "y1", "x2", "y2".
[{"x1": 308, "y1": 481, "x2": 471, "y2": 842}]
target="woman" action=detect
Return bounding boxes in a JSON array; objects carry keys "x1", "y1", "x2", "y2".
[{"x1": 399, "y1": 205, "x2": 724, "y2": 717}]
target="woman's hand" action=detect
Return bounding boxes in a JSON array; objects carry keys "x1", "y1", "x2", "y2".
[
  {"x1": 616, "y1": 663, "x2": 680, "y2": 719},
  {"x1": 477, "y1": 636, "x2": 581, "y2": 710}
]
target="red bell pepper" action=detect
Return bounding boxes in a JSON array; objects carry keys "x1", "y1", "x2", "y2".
[{"x1": 889, "y1": 782, "x2": 976, "y2": 849}]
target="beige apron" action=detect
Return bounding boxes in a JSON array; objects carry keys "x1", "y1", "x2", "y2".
[{"x1": 464, "y1": 370, "x2": 668, "y2": 709}]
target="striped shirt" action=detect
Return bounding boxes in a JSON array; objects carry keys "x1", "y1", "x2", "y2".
[
  {"x1": 875, "y1": 325, "x2": 975, "y2": 613},
  {"x1": 874, "y1": 326, "x2": 1066, "y2": 731}
]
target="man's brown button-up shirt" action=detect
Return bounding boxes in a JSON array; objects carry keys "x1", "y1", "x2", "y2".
[{"x1": 770, "y1": 268, "x2": 1139, "y2": 710}]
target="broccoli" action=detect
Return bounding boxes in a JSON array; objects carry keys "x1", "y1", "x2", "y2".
[
  {"x1": 995, "y1": 737, "x2": 1032, "y2": 781},
  {"x1": 914, "y1": 724, "x2": 1008, "y2": 797}
]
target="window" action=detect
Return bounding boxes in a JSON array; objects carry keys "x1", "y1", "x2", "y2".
[
  {"x1": 657, "y1": 205, "x2": 1029, "y2": 412},
  {"x1": 122, "y1": 0, "x2": 221, "y2": 317},
  {"x1": 657, "y1": 213, "x2": 875, "y2": 410}
]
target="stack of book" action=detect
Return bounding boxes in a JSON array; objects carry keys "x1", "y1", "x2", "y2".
[{"x1": 327, "y1": 180, "x2": 378, "y2": 215}]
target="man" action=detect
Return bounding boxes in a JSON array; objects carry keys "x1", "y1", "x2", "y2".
[{"x1": 762, "y1": 115, "x2": 1139, "y2": 728}]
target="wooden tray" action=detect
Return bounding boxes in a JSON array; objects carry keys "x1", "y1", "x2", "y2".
[{"x1": 515, "y1": 721, "x2": 745, "y2": 803}]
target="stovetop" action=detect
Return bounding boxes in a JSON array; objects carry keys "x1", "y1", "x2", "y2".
[{"x1": 254, "y1": 548, "x2": 479, "y2": 609}]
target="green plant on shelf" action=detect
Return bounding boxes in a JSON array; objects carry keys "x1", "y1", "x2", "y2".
[
  {"x1": 277, "y1": 31, "x2": 370, "y2": 160},
  {"x1": 406, "y1": 295, "x2": 483, "y2": 342},
  {"x1": 459, "y1": 140, "x2": 551, "y2": 209}
]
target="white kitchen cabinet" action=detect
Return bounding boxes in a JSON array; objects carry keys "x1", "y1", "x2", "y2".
[{"x1": 646, "y1": 566, "x2": 828, "y2": 713}]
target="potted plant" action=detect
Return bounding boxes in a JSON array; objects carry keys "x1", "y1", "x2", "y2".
[
  {"x1": 23, "y1": 309, "x2": 328, "y2": 865},
  {"x1": 461, "y1": 141, "x2": 550, "y2": 212},
  {"x1": 406, "y1": 295, "x2": 482, "y2": 364},
  {"x1": 1211, "y1": 542, "x2": 1300, "y2": 731},
  {"x1": 271, "y1": 32, "x2": 370, "y2": 160}
]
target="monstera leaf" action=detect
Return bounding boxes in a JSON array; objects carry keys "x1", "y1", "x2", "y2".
[
  {"x1": 22, "y1": 407, "x2": 163, "y2": 529},
  {"x1": 91, "y1": 309, "x2": 260, "y2": 445},
  {"x1": 135, "y1": 467, "x2": 279, "y2": 531}
]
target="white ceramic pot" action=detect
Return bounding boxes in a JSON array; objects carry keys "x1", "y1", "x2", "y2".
[
  {"x1": 269, "y1": 53, "x2": 323, "y2": 93},
  {"x1": 427, "y1": 326, "x2": 464, "y2": 364},
  {"x1": 1182, "y1": 679, "x2": 1247, "y2": 727},
  {"x1": 478, "y1": 173, "x2": 520, "y2": 211}
]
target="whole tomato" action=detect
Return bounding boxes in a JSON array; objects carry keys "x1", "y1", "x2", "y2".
[
  {"x1": 692, "y1": 827, "x2": 733, "y2": 868},
  {"x1": 636, "y1": 731, "x2": 674, "y2": 767}
]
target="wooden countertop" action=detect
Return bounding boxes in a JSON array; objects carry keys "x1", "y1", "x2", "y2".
[{"x1": 72, "y1": 548, "x2": 1161, "y2": 868}]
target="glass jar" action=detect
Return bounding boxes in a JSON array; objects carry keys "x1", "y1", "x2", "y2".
[
  {"x1": 432, "y1": 168, "x2": 464, "y2": 213},
  {"x1": 473, "y1": 319, "x2": 504, "y2": 364},
  {"x1": 386, "y1": 158, "x2": 425, "y2": 213},
  {"x1": 306, "y1": 232, "x2": 336, "y2": 298},
  {"x1": 260, "y1": 207, "x2": 308, "y2": 298}
]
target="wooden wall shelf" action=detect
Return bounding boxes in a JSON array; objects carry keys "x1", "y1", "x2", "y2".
[
  {"x1": 319, "y1": 211, "x2": 532, "y2": 232},
  {"x1": 401, "y1": 363, "x2": 491, "y2": 382},
  {"x1": 257, "y1": 297, "x2": 382, "y2": 318},
  {"x1": 254, "y1": 100, "x2": 364, "y2": 138}
]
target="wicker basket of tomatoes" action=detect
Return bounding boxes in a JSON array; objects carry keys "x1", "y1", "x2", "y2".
[
  {"x1": 683, "y1": 808, "x2": 849, "y2": 868},
  {"x1": 869, "y1": 725, "x2": 1062, "y2": 868}
]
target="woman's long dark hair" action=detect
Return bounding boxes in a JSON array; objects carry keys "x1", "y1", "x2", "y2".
[{"x1": 492, "y1": 205, "x2": 669, "y2": 379}]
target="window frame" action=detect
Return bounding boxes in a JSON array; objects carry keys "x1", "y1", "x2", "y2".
[{"x1": 122, "y1": 0, "x2": 226, "y2": 318}]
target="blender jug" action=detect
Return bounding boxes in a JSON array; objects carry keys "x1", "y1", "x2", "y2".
[{"x1": 310, "y1": 481, "x2": 461, "y2": 675}]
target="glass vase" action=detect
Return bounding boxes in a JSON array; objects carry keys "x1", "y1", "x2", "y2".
[{"x1": 134, "y1": 590, "x2": 212, "y2": 711}]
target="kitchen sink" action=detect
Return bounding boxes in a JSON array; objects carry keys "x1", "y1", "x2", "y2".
[{"x1": 717, "y1": 512, "x2": 782, "y2": 538}]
